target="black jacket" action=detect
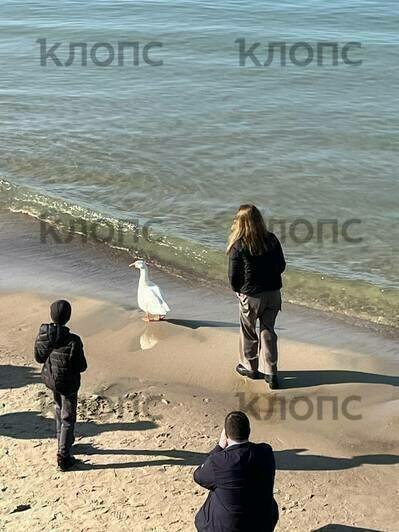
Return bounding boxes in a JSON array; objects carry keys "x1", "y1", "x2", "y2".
[
  {"x1": 228, "y1": 233, "x2": 286, "y2": 295},
  {"x1": 34, "y1": 323, "x2": 87, "y2": 395},
  {"x1": 194, "y1": 442, "x2": 278, "y2": 532}
]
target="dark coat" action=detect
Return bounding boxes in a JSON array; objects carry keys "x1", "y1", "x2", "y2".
[
  {"x1": 228, "y1": 233, "x2": 286, "y2": 295},
  {"x1": 34, "y1": 323, "x2": 87, "y2": 395},
  {"x1": 194, "y1": 442, "x2": 278, "y2": 532}
]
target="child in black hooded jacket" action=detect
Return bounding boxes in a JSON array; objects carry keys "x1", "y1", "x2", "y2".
[{"x1": 34, "y1": 299, "x2": 87, "y2": 471}]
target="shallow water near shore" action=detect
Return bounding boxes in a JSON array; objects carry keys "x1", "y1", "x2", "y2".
[{"x1": 1, "y1": 192, "x2": 398, "y2": 328}]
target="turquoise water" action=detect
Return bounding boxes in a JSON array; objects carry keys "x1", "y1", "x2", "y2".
[{"x1": 0, "y1": 1, "x2": 398, "y2": 322}]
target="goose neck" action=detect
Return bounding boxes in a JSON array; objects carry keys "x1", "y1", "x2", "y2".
[{"x1": 139, "y1": 268, "x2": 149, "y2": 283}]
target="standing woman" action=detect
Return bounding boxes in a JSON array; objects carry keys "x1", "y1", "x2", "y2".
[{"x1": 227, "y1": 205, "x2": 286, "y2": 389}]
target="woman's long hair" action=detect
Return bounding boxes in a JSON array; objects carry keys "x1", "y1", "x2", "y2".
[{"x1": 227, "y1": 204, "x2": 269, "y2": 255}]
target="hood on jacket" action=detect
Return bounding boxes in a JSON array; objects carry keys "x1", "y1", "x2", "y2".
[
  {"x1": 50, "y1": 300, "x2": 71, "y2": 325},
  {"x1": 43, "y1": 323, "x2": 70, "y2": 348}
]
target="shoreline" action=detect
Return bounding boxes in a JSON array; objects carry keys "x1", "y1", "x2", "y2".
[
  {"x1": 0, "y1": 208, "x2": 398, "y2": 344},
  {"x1": 1, "y1": 196, "x2": 398, "y2": 331}
]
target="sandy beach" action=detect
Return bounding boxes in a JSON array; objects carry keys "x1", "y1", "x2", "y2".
[{"x1": 0, "y1": 287, "x2": 398, "y2": 531}]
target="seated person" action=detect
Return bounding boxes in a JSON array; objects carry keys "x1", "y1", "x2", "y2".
[{"x1": 194, "y1": 411, "x2": 278, "y2": 532}]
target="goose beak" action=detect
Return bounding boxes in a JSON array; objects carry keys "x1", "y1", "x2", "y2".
[{"x1": 128, "y1": 263, "x2": 135, "y2": 268}]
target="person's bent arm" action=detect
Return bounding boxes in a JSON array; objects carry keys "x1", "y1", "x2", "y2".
[
  {"x1": 228, "y1": 244, "x2": 244, "y2": 292},
  {"x1": 34, "y1": 324, "x2": 52, "y2": 364},
  {"x1": 194, "y1": 456, "x2": 217, "y2": 490},
  {"x1": 73, "y1": 337, "x2": 87, "y2": 373},
  {"x1": 275, "y1": 238, "x2": 286, "y2": 274},
  {"x1": 193, "y1": 444, "x2": 223, "y2": 490}
]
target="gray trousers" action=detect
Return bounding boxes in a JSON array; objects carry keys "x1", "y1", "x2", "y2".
[
  {"x1": 53, "y1": 391, "x2": 77, "y2": 458},
  {"x1": 238, "y1": 290, "x2": 281, "y2": 376}
]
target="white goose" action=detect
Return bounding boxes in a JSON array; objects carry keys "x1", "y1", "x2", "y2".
[{"x1": 129, "y1": 260, "x2": 170, "y2": 321}]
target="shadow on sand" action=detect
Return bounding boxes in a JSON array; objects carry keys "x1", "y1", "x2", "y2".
[
  {"x1": 280, "y1": 369, "x2": 398, "y2": 389},
  {"x1": 1, "y1": 415, "x2": 397, "y2": 473},
  {"x1": 73, "y1": 443, "x2": 206, "y2": 470},
  {"x1": 313, "y1": 526, "x2": 382, "y2": 532},
  {"x1": 0, "y1": 364, "x2": 41, "y2": 389},
  {"x1": 275, "y1": 448, "x2": 399, "y2": 471},
  {"x1": 167, "y1": 318, "x2": 238, "y2": 329},
  {"x1": 69, "y1": 442, "x2": 399, "y2": 473},
  {"x1": 0, "y1": 411, "x2": 157, "y2": 440}
]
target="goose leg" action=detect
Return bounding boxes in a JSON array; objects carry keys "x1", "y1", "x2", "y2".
[{"x1": 143, "y1": 314, "x2": 163, "y2": 322}]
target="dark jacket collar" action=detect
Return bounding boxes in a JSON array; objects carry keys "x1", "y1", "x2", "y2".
[{"x1": 225, "y1": 441, "x2": 251, "y2": 451}]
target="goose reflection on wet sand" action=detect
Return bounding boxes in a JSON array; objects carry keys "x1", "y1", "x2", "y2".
[{"x1": 140, "y1": 326, "x2": 160, "y2": 350}]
